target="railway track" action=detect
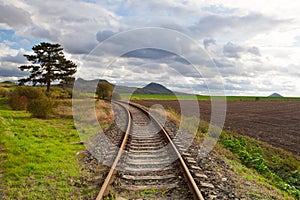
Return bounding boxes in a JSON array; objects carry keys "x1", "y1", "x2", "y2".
[{"x1": 96, "y1": 101, "x2": 205, "y2": 200}]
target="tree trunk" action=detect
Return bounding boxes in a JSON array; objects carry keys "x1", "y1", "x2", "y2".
[{"x1": 46, "y1": 78, "x2": 50, "y2": 93}]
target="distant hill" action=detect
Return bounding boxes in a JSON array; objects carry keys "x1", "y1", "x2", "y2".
[
  {"x1": 73, "y1": 78, "x2": 111, "y2": 92},
  {"x1": 73, "y1": 79, "x2": 177, "y2": 95},
  {"x1": 133, "y1": 82, "x2": 174, "y2": 95},
  {"x1": 0, "y1": 81, "x2": 17, "y2": 88},
  {"x1": 268, "y1": 93, "x2": 283, "y2": 97}
]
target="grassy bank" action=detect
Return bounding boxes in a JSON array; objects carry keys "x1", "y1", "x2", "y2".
[
  {"x1": 219, "y1": 132, "x2": 300, "y2": 198},
  {"x1": 0, "y1": 98, "x2": 95, "y2": 199},
  {"x1": 162, "y1": 107, "x2": 300, "y2": 199}
]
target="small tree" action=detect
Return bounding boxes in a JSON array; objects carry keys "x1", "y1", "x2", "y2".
[
  {"x1": 96, "y1": 82, "x2": 113, "y2": 100},
  {"x1": 19, "y1": 42, "x2": 77, "y2": 93}
]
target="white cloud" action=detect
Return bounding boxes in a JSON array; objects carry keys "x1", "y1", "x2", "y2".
[{"x1": 0, "y1": 0, "x2": 300, "y2": 96}]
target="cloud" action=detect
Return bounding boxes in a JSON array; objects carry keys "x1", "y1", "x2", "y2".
[
  {"x1": 96, "y1": 30, "x2": 116, "y2": 42},
  {"x1": 30, "y1": 27, "x2": 60, "y2": 41},
  {"x1": 203, "y1": 38, "x2": 216, "y2": 49},
  {"x1": 0, "y1": 61, "x2": 28, "y2": 78},
  {"x1": 0, "y1": 4, "x2": 32, "y2": 29},
  {"x1": 0, "y1": 0, "x2": 300, "y2": 96},
  {"x1": 1, "y1": 49, "x2": 27, "y2": 63},
  {"x1": 223, "y1": 42, "x2": 243, "y2": 58},
  {"x1": 62, "y1": 32, "x2": 98, "y2": 54},
  {"x1": 190, "y1": 13, "x2": 287, "y2": 39},
  {"x1": 3, "y1": 0, "x2": 120, "y2": 55},
  {"x1": 122, "y1": 48, "x2": 176, "y2": 60},
  {"x1": 223, "y1": 42, "x2": 261, "y2": 59}
]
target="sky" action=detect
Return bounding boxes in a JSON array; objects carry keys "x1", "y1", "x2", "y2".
[{"x1": 0, "y1": 0, "x2": 300, "y2": 96}]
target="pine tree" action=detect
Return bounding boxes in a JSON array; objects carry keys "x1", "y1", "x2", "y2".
[{"x1": 19, "y1": 42, "x2": 77, "y2": 93}]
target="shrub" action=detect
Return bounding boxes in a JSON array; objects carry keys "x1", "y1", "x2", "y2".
[
  {"x1": 0, "y1": 87, "x2": 9, "y2": 97},
  {"x1": 49, "y1": 87, "x2": 64, "y2": 98},
  {"x1": 9, "y1": 95, "x2": 29, "y2": 110},
  {"x1": 27, "y1": 97, "x2": 54, "y2": 118},
  {"x1": 65, "y1": 89, "x2": 73, "y2": 98},
  {"x1": 9, "y1": 86, "x2": 45, "y2": 110},
  {"x1": 49, "y1": 87, "x2": 73, "y2": 99}
]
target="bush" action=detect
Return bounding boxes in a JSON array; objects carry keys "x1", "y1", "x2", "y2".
[
  {"x1": 66, "y1": 89, "x2": 73, "y2": 98},
  {"x1": 96, "y1": 82, "x2": 113, "y2": 100},
  {"x1": 27, "y1": 97, "x2": 54, "y2": 118},
  {"x1": 9, "y1": 95, "x2": 29, "y2": 110},
  {"x1": 49, "y1": 87, "x2": 73, "y2": 99},
  {"x1": 9, "y1": 86, "x2": 55, "y2": 118},
  {"x1": 9, "y1": 86, "x2": 45, "y2": 110},
  {"x1": 0, "y1": 87, "x2": 9, "y2": 97}
]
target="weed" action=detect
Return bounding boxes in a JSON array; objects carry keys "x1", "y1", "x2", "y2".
[
  {"x1": 139, "y1": 188, "x2": 158, "y2": 198},
  {"x1": 220, "y1": 133, "x2": 300, "y2": 198}
]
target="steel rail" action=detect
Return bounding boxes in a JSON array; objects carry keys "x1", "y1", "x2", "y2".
[
  {"x1": 96, "y1": 101, "x2": 205, "y2": 200},
  {"x1": 96, "y1": 101, "x2": 131, "y2": 200},
  {"x1": 129, "y1": 102, "x2": 205, "y2": 200}
]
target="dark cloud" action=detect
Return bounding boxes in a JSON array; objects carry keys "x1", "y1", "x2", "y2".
[
  {"x1": 0, "y1": 4, "x2": 32, "y2": 28},
  {"x1": 96, "y1": 30, "x2": 116, "y2": 42},
  {"x1": 30, "y1": 27, "x2": 60, "y2": 41},
  {"x1": 203, "y1": 38, "x2": 216, "y2": 49},
  {"x1": 223, "y1": 42, "x2": 243, "y2": 58},
  {"x1": 122, "y1": 48, "x2": 176, "y2": 60},
  {"x1": 213, "y1": 58, "x2": 235, "y2": 68},
  {"x1": 1, "y1": 51, "x2": 27, "y2": 64},
  {"x1": 0, "y1": 67, "x2": 28, "y2": 77},
  {"x1": 62, "y1": 33, "x2": 98, "y2": 54},
  {"x1": 223, "y1": 42, "x2": 261, "y2": 58}
]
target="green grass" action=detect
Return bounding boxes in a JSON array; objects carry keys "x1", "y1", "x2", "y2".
[
  {"x1": 220, "y1": 132, "x2": 300, "y2": 198},
  {"x1": 225, "y1": 96, "x2": 300, "y2": 101},
  {"x1": 0, "y1": 98, "x2": 92, "y2": 199},
  {"x1": 120, "y1": 94, "x2": 300, "y2": 101},
  {"x1": 120, "y1": 94, "x2": 195, "y2": 100}
]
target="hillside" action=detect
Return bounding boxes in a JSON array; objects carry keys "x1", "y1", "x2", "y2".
[
  {"x1": 133, "y1": 82, "x2": 174, "y2": 95},
  {"x1": 268, "y1": 93, "x2": 283, "y2": 97},
  {"x1": 73, "y1": 78, "x2": 110, "y2": 92},
  {"x1": 74, "y1": 78, "x2": 176, "y2": 95}
]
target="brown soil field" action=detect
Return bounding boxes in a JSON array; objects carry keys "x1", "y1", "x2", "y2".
[{"x1": 132, "y1": 100, "x2": 300, "y2": 156}]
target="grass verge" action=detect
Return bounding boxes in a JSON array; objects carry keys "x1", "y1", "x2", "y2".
[
  {"x1": 0, "y1": 98, "x2": 94, "y2": 199},
  {"x1": 219, "y1": 132, "x2": 300, "y2": 198},
  {"x1": 164, "y1": 107, "x2": 300, "y2": 199}
]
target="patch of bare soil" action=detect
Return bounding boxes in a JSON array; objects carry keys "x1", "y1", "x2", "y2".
[{"x1": 133, "y1": 100, "x2": 300, "y2": 156}]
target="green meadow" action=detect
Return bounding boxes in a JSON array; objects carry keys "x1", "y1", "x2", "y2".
[{"x1": 0, "y1": 98, "x2": 94, "y2": 199}]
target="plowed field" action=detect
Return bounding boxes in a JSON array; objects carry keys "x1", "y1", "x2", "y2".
[{"x1": 133, "y1": 100, "x2": 300, "y2": 156}]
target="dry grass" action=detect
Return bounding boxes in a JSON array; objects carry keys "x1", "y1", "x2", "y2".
[
  {"x1": 95, "y1": 99, "x2": 113, "y2": 126},
  {"x1": 54, "y1": 99, "x2": 113, "y2": 126},
  {"x1": 54, "y1": 99, "x2": 73, "y2": 118}
]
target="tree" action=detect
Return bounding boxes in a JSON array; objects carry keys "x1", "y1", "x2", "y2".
[
  {"x1": 96, "y1": 82, "x2": 113, "y2": 100},
  {"x1": 19, "y1": 42, "x2": 77, "y2": 93}
]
